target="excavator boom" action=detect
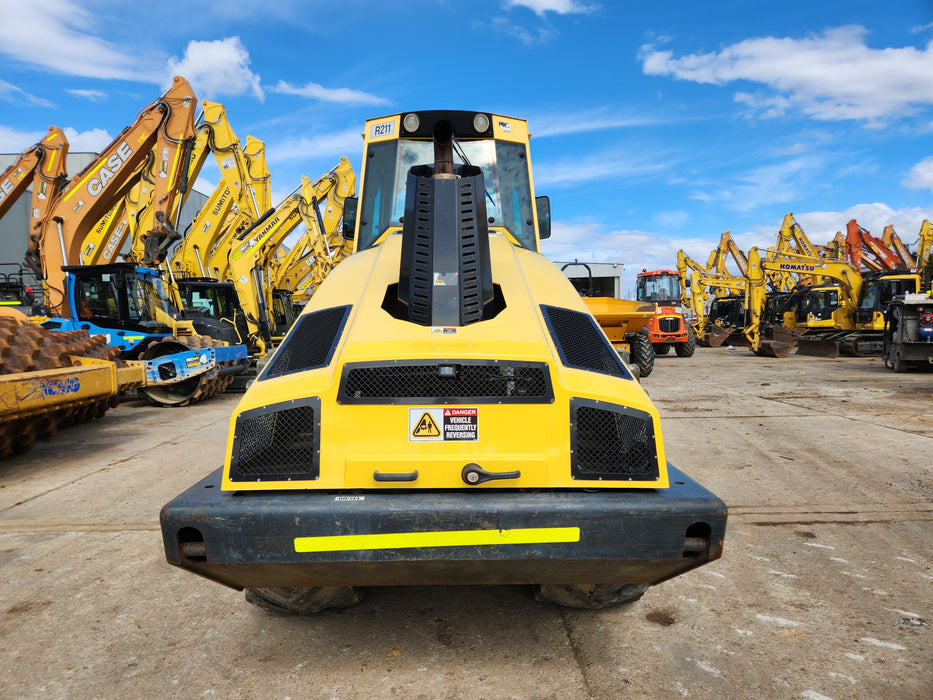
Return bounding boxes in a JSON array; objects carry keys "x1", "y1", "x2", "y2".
[
  {"x1": 0, "y1": 126, "x2": 70, "y2": 233},
  {"x1": 27, "y1": 77, "x2": 197, "y2": 315}
]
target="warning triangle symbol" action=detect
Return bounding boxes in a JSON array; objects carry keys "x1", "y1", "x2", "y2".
[{"x1": 412, "y1": 412, "x2": 441, "y2": 437}]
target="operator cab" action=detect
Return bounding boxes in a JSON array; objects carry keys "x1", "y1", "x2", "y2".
[
  {"x1": 856, "y1": 272, "x2": 918, "y2": 326},
  {"x1": 636, "y1": 270, "x2": 680, "y2": 304},
  {"x1": 797, "y1": 285, "x2": 840, "y2": 323},
  {"x1": 345, "y1": 111, "x2": 550, "y2": 253}
]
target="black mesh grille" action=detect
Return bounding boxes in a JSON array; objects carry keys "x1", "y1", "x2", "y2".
[
  {"x1": 408, "y1": 178, "x2": 433, "y2": 325},
  {"x1": 541, "y1": 305, "x2": 632, "y2": 379},
  {"x1": 571, "y1": 398, "x2": 659, "y2": 481},
  {"x1": 338, "y1": 361, "x2": 553, "y2": 404},
  {"x1": 658, "y1": 317, "x2": 681, "y2": 334},
  {"x1": 229, "y1": 398, "x2": 320, "y2": 482},
  {"x1": 261, "y1": 306, "x2": 349, "y2": 380}
]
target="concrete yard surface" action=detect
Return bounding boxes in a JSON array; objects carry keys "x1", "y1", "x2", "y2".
[{"x1": 1, "y1": 348, "x2": 931, "y2": 699}]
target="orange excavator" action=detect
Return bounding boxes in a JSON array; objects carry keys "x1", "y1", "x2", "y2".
[
  {"x1": 0, "y1": 126, "x2": 70, "y2": 239},
  {"x1": 844, "y1": 219, "x2": 906, "y2": 272},
  {"x1": 25, "y1": 76, "x2": 196, "y2": 314}
]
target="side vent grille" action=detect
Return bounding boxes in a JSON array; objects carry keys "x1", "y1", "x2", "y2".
[
  {"x1": 541, "y1": 305, "x2": 632, "y2": 379},
  {"x1": 408, "y1": 178, "x2": 434, "y2": 325},
  {"x1": 229, "y1": 398, "x2": 320, "y2": 482},
  {"x1": 260, "y1": 305, "x2": 350, "y2": 380},
  {"x1": 570, "y1": 398, "x2": 659, "y2": 481},
  {"x1": 338, "y1": 360, "x2": 553, "y2": 404}
]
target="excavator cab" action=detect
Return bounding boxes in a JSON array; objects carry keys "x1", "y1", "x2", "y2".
[
  {"x1": 44, "y1": 264, "x2": 179, "y2": 354},
  {"x1": 856, "y1": 272, "x2": 919, "y2": 329}
]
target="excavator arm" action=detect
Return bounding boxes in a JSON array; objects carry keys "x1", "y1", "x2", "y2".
[
  {"x1": 225, "y1": 157, "x2": 356, "y2": 352},
  {"x1": 915, "y1": 220, "x2": 932, "y2": 280},
  {"x1": 845, "y1": 219, "x2": 905, "y2": 271},
  {"x1": 169, "y1": 106, "x2": 270, "y2": 279},
  {"x1": 27, "y1": 77, "x2": 197, "y2": 315},
  {"x1": 675, "y1": 249, "x2": 711, "y2": 311},
  {"x1": 269, "y1": 157, "x2": 356, "y2": 300},
  {"x1": 881, "y1": 225, "x2": 916, "y2": 270},
  {"x1": 0, "y1": 126, "x2": 70, "y2": 233}
]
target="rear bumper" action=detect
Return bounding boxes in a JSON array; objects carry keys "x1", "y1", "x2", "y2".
[{"x1": 160, "y1": 465, "x2": 726, "y2": 590}]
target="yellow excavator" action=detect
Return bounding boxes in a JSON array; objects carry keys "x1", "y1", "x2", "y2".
[
  {"x1": 169, "y1": 102, "x2": 271, "y2": 280},
  {"x1": 173, "y1": 158, "x2": 355, "y2": 358},
  {"x1": 744, "y1": 247, "x2": 921, "y2": 357},
  {"x1": 161, "y1": 110, "x2": 725, "y2": 612},
  {"x1": 678, "y1": 243, "x2": 747, "y2": 347},
  {"x1": 268, "y1": 165, "x2": 357, "y2": 305}
]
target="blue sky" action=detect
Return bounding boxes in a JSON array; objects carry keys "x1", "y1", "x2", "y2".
[{"x1": 2, "y1": 0, "x2": 932, "y2": 295}]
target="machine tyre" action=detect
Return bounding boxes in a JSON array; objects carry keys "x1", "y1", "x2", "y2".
[
  {"x1": 653, "y1": 343, "x2": 671, "y2": 355},
  {"x1": 534, "y1": 583, "x2": 649, "y2": 610},
  {"x1": 675, "y1": 326, "x2": 696, "y2": 357},
  {"x1": 893, "y1": 351, "x2": 907, "y2": 373},
  {"x1": 631, "y1": 329, "x2": 655, "y2": 378},
  {"x1": 244, "y1": 586, "x2": 364, "y2": 614}
]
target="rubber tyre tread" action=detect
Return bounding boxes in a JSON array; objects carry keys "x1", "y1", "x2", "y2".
[
  {"x1": 675, "y1": 325, "x2": 697, "y2": 357},
  {"x1": 534, "y1": 583, "x2": 649, "y2": 609},
  {"x1": 653, "y1": 343, "x2": 671, "y2": 355},
  {"x1": 631, "y1": 328, "x2": 655, "y2": 378},
  {"x1": 244, "y1": 586, "x2": 364, "y2": 614}
]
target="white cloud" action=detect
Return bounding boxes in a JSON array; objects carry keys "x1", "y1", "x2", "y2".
[
  {"x1": 0, "y1": 124, "x2": 111, "y2": 155},
  {"x1": 654, "y1": 210, "x2": 689, "y2": 229},
  {"x1": 529, "y1": 108, "x2": 697, "y2": 137},
  {"x1": 166, "y1": 38, "x2": 263, "y2": 102},
  {"x1": 794, "y1": 205, "x2": 933, "y2": 249},
  {"x1": 263, "y1": 129, "x2": 363, "y2": 165},
  {"x1": 640, "y1": 26, "x2": 933, "y2": 124},
  {"x1": 486, "y1": 17, "x2": 555, "y2": 45},
  {"x1": 903, "y1": 157, "x2": 933, "y2": 192},
  {"x1": 67, "y1": 89, "x2": 107, "y2": 102},
  {"x1": 505, "y1": 0, "x2": 596, "y2": 16},
  {"x1": 0, "y1": 125, "x2": 45, "y2": 153},
  {"x1": 0, "y1": 79, "x2": 55, "y2": 108},
  {"x1": 691, "y1": 155, "x2": 825, "y2": 213},
  {"x1": 541, "y1": 221, "x2": 712, "y2": 291},
  {"x1": 0, "y1": 0, "x2": 153, "y2": 81},
  {"x1": 62, "y1": 127, "x2": 113, "y2": 152},
  {"x1": 534, "y1": 146, "x2": 675, "y2": 187},
  {"x1": 268, "y1": 80, "x2": 389, "y2": 106}
]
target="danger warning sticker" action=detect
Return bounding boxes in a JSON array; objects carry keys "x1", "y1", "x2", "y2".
[{"x1": 409, "y1": 408, "x2": 478, "y2": 442}]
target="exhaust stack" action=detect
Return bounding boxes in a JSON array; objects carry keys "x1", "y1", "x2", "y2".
[{"x1": 397, "y1": 120, "x2": 494, "y2": 326}]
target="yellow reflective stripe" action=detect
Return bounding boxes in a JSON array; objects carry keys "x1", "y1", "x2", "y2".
[
  {"x1": 295, "y1": 526, "x2": 580, "y2": 553},
  {"x1": 63, "y1": 167, "x2": 98, "y2": 202},
  {"x1": 168, "y1": 144, "x2": 182, "y2": 187}
]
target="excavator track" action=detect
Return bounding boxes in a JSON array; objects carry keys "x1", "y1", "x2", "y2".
[
  {"x1": 140, "y1": 335, "x2": 235, "y2": 407},
  {"x1": 0, "y1": 318, "x2": 120, "y2": 458}
]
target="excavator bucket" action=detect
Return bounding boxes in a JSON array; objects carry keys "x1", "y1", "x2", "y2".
[
  {"x1": 699, "y1": 327, "x2": 729, "y2": 347},
  {"x1": 753, "y1": 340, "x2": 795, "y2": 358},
  {"x1": 699, "y1": 325, "x2": 731, "y2": 347},
  {"x1": 796, "y1": 337, "x2": 841, "y2": 358},
  {"x1": 752, "y1": 327, "x2": 807, "y2": 359}
]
